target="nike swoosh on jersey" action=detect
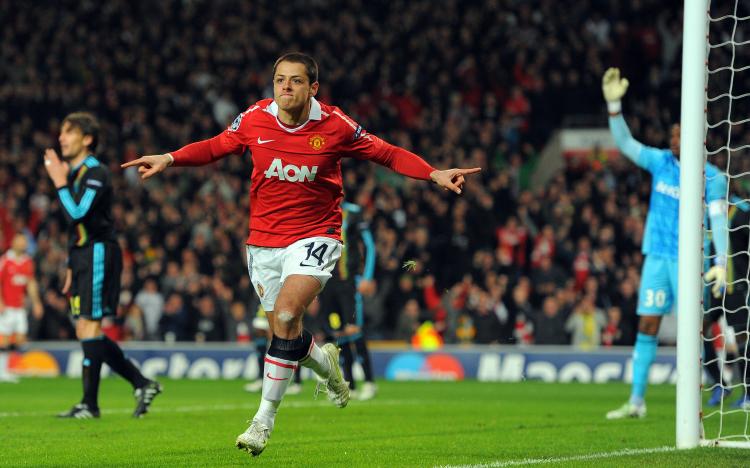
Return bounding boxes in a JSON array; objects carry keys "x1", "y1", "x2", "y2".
[
  {"x1": 257, "y1": 137, "x2": 275, "y2": 144},
  {"x1": 266, "y1": 373, "x2": 289, "y2": 381}
]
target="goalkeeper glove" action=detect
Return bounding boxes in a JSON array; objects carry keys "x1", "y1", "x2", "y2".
[
  {"x1": 705, "y1": 265, "x2": 727, "y2": 299},
  {"x1": 602, "y1": 67, "x2": 629, "y2": 115}
]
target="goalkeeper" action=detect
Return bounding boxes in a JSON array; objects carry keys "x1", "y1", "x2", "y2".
[{"x1": 602, "y1": 68, "x2": 729, "y2": 419}]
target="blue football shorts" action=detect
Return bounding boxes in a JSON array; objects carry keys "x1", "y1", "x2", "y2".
[{"x1": 638, "y1": 255, "x2": 678, "y2": 316}]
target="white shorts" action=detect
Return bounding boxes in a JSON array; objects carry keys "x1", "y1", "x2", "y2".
[
  {"x1": 246, "y1": 236, "x2": 342, "y2": 312},
  {"x1": 0, "y1": 307, "x2": 29, "y2": 336}
]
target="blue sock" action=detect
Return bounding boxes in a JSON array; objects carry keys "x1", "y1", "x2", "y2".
[{"x1": 630, "y1": 333, "x2": 658, "y2": 406}]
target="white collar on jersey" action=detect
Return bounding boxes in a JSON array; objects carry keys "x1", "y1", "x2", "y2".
[
  {"x1": 266, "y1": 97, "x2": 322, "y2": 132},
  {"x1": 5, "y1": 250, "x2": 25, "y2": 261}
]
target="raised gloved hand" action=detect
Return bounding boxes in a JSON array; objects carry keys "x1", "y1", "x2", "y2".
[{"x1": 602, "y1": 67, "x2": 629, "y2": 114}]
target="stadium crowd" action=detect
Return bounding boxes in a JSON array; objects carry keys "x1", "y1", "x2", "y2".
[{"x1": 1, "y1": 0, "x2": 716, "y2": 347}]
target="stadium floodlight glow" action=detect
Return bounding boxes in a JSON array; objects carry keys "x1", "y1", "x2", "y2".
[{"x1": 685, "y1": 0, "x2": 750, "y2": 450}]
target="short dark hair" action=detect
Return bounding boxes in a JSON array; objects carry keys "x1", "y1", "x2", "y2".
[
  {"x1": 273, "y1": 52, "x2": 318, "y2": 83},
  {"x1": 63, "y1": 112, "x2": 100, "y2": 152}
]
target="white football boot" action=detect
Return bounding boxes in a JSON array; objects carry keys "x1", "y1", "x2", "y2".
[
  {"x1": 316, "y1": 343, "x2": 350, "y2": 408},
  {"x1": 236, "y1": 419, "x2": 271, "y2": 456},
  {"x1": 606, "y1": 402, "x2": 647, "y2": 420}
]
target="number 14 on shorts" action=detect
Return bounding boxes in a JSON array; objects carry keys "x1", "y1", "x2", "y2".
[{"x1": 299, "y1": 242, "x2": 329, "y2": 268}]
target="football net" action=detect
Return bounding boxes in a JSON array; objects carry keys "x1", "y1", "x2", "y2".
[{"x1": 701, "y1": 0, "x2": 750, "y2": 448}]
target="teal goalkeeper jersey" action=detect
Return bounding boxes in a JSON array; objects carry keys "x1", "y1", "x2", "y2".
[{"x1": 609, "y1": 115, "x2": 727, "y2": 260}]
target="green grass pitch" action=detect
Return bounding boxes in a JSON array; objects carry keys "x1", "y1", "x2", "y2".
[{"x1": 1, "y1": 378, "x2": 748, "y2": 467}]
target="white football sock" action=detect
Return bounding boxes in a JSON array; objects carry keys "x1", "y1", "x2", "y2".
[
  {"x1": 253, "y1": 355, "x2": 296, "y2": 429},
  {"x1": 299, "y1": 342, "x2": 331, "y2": 379}
]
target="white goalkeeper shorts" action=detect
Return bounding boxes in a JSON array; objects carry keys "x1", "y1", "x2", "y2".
[
  {"x1": 0, "y1": 307, "x2": 29, "y2": 336},
  {"x1": 246, "y1": 237, "x2": 342, "y2": 312}
]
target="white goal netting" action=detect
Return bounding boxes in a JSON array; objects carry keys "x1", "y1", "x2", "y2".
[{"x1": 702, "y1": 0, "x2": 750, "y2": 447}]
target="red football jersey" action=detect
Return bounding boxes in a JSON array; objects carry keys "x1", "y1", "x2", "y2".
[
  {"x1": 0, "y1": 251, "x2": 34, "y2": 308},
  {"x1": 172, "y1": 98, "x2": 435, "y2": 247}
]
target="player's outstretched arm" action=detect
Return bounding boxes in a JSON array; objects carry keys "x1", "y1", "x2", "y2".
[
  {"x1": 122, "y1": 131, "x2": 244, "y2": 180},
  {"x1": 603, "y1": 68, "x2": 655, "y2": 170},
  {"x1": 344, "y1": 127, "x2": 481, "y2": 194},
  {"x1": 430, "y1": 168, "x2": 482, "y2": 195},
  {"x1": 121, "y1": 154, "x2": 173, "y2": 180}
]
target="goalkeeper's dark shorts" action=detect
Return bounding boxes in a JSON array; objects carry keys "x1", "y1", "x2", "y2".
[
  {"x1": 707, "y1": 283, "x2": 749, "y2": 329},
  {"x1": 68, "y1": 241, "x2": 122, "y2": 320}
]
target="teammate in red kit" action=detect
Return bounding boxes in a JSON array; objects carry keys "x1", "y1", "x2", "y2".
[
  {"x1": 0, "y1": 233, "x2": 43, "y2": 382},
  {"x1": 123, "y1": 52, "x2": 481, "y2": 456}
]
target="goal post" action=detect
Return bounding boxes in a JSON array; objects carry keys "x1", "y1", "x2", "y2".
[
  {"x1": 681, "y1": 0, "x2": 750, "y2": 449},
  {"x1": 676, "y1": 0, "x2": 708, "y2": 450}
]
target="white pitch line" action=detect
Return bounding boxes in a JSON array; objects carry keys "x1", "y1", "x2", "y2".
[
  {"x1": 0, "y1": 398, "x2": 416, "y2": 418},
  {"x1": 436, "y1": 446, "x2": 677, "y2": 468}
]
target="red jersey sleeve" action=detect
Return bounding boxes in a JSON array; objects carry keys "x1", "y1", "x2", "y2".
[
  {"x1": 334, "y1": 110, "x2": 436, "y2": 181},
  {"x1": 170, "y1": 106, "x2": 255, "y2": 166}
]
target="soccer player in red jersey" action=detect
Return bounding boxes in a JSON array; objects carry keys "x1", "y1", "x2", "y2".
[
  {"x1": 123, "y1": 52, "x2": 480, "y2": 456},
  {"x1": 0, "y1": 233, "x2": 43, "y2": 383}
]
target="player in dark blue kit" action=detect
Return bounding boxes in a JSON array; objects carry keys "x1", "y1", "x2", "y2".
[
  {"x1": 43, "y1": 112, "x2": 162, "y2": 419},
  {"x1": 319, "y1": 201, "x2": 377, "y2": 400}
]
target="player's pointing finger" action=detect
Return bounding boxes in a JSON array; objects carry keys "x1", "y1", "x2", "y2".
[
  {"x1": 120, "y1": 158, "x2": 143, "y2": 169},
  {"x1": 458, "y1": 167, "x2": 482, "y2": 176}
]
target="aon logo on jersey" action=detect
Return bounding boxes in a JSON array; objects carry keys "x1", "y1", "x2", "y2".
[
  {"x1": 11, "y1": 274, "x2": 29, "y2": 286},
  {"x1": 264, "y1": 158, "x2": 318, "y2": 182}
]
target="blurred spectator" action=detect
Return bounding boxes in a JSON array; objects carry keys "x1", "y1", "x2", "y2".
[
  {"x1": 530, "y1": 256, "x2": 567, "y2": 306},
  {"x1": 531, "y1": 296, "x2": 569, "y2": 345},
  {"x1": 122, "y1": 304, "x2": 146, "y2": 341},
  {"x1": 565, "y1": 296, "x2": 607, "y2": 350},
  {"x1": 225, "y1": 301, "x2": 252, "y2": 343},
  {"x1": 496, "y1": 216, "x2": 527, "y2": 269},
  {"x1": 194, "y1": 295, "x2": 224, "y2": 342},
  {"x1": 387, "y1": 274, "x2": 420, "y2": 332},
  {"x1": 469, "y1": 289, "x2": 504, "y2": 344},
  {"x1": 602, "y1": 307, "x2": 626, "y2": 347},
  {"x1": 134, "y1": 277, "x2": 164, "y2": 340},
  {"x1": 572, "y1": 237, "x2": 592, "y2": 291},
  {"x1": 395, "y1": 299, "x2": 421, "y2": 342},
  {"x1": 420, "y1": 275, "x2": 447, "y2": 333},
  {"x1": 507, "y1": 278, "x2": 535, "y2": 345},
  {"x1": 159, "y1": 293, "x2": 189, "y2": 342},
  {"x1": 530, "y1": 224, "x2": 556, "y2": 269}
]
